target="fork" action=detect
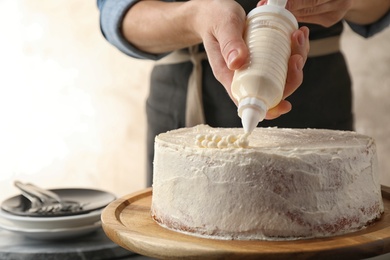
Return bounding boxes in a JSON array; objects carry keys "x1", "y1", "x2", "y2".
[
  {"x1": 25, "y1": 182, "x2": 63, "y2": 204},
  {"x1": 14, "y1": 181, "x2": 83, "y2": 214},
  {"x1": 13, "y1": 184, "x2": 43, "y2": 212}
]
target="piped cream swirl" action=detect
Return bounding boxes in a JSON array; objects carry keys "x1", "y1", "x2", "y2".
[{"x1": 195, "y1": 133, "x2": 249, "y2": 148}]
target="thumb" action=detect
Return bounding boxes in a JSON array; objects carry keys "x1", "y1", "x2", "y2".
[
  {"x1": 217, "y1": 16, "x2": 248, "y2": 70},
  {"x1": 225, "y1": 43, "x2": 248, "y2": 70}
]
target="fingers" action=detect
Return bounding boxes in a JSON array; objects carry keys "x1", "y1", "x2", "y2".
[
  {"x1": 258, "y1": 0, "x2": 351, "y2": 27},
  {"x1": 202, "y1": 2, "x2": 248, "y2": 100},
  {"x1": 217, "y1": 11, "x2": 248, "y2": 70},
  {"x1": 286, "y1": 0, "x2": 352, "y2": 27},
  {"x1": 257, "y1": 0, "x2": 267, "y2": 7},
  {"x1": 204, "y1": 34, "x2": 236, "y2": 99},
  {"x1": 283, "y1": 26, "x2": 309, "y2": 99},
  {"x1": 286, "y1": 0, "x2": 331, "y2": 10},
  {"x1": 292, "y1": 26, "x2": 310, "y2": 65},
  {"x1": 265, "y1": 26, "x2": 309, "y2": 120},
  {"x1": 265, "y1": 100, "x2": 292, "y2": 120},
  {"x1": 287, "y1": 0, "x2": 351, "y2": 14}
]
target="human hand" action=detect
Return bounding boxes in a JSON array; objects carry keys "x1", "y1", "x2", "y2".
[
  {"x1": 259, "y1": 0, "x2": 353, "y2": 27},
  {"x1": 265, "y1": 26, "x2": 309, "y2": 119},
  {"x1": 192, "y1": 0, "x2": 309, "y2": 120},
  {"x1": 190, "y1": 0, "x2": 248, "y2": 93}
]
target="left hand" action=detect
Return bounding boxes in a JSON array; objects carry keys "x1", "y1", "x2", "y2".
[
  {"x1": 265, "y1": 26, "x2": 310, "y2": 120},
  {"x1": 259, "y1": 0, "x2": 353, "y2": 27}
]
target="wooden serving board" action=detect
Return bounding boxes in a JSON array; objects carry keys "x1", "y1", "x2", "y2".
[{"x1": 102, "y1": 187, "x2": 390, "y2": 260}]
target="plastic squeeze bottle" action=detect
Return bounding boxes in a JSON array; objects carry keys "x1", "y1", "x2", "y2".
[{"x1": 231, "y1": 0, "x2": 298, "y2": 133}]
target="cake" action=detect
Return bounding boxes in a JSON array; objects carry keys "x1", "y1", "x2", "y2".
[{"x1": 151, "y1": 125, "x2": 384, "y2": 240}]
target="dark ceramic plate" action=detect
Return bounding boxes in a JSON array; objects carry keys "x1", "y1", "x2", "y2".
[{"x1": 1, "y1": 188, "x2": 116, "y2": 217}]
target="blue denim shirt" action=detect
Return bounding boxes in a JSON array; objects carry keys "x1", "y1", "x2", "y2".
[{"x1": 97, "y1": 0, "x2": 390, "y2": 60}]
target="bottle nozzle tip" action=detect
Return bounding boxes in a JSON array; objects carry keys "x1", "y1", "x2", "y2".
[
  {"x1": 241, "y1": 107, "x2": 266, "y2": 133},
  {"x1": 238, "y1": 97, "x2": 267, "y2": 133}
]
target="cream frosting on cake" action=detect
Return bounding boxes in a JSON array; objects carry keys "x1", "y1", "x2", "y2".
[{"x1": 151, "y1": 125, "x2": 384, "y2": 240}]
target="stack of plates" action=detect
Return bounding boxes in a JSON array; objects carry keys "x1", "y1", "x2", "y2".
[{"x1": 0, "y1": 188, "x2": 116, "y2": 240}]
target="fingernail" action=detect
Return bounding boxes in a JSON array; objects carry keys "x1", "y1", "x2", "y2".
[{"x1": 227, "y1": 50, "x2": 238, "y2": 67}]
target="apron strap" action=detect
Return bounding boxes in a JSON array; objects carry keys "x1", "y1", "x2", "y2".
[
  {"x1": 156, "y1": 46, "x2": 207, "y2": 127},
  {"x1": 186, "y1": 45, "x2": 207, "y2": 126},
  {"x1": 308, "y1": 36, "x2": 340, "y2": 57}
]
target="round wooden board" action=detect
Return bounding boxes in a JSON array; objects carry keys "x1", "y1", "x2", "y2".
[{"x1": 102, "y1": 187, "x2": 390, "y2": 260}]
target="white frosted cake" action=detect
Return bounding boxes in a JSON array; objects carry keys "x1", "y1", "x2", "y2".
[{"x1": 151, "y1": 125, "x2": 384, "y2": 240}]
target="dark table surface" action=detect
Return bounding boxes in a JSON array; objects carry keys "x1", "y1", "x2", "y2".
[
  {"x1": 1, "y1": 227, "x2": 389, "y2": 260},
  {"x1": 0, "y1": 227, "x2": 155, "y2": 260}
]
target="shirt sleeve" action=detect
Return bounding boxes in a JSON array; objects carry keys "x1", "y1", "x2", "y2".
[
  {"x1": 346, "y1": 11, "x2": 390, "y2": 38},
  {"x1": 97, "y1": 0, "x2": 173, "y2": 60}
]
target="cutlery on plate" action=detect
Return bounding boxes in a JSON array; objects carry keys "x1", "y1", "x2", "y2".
[{"x1": 14, "y1": 181, "x2": 84, "y2": 215}]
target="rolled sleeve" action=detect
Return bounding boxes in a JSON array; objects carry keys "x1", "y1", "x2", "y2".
[
  {"x1": 346, "y1": 11, "x2": 390, "y2": 38},
  {"x1": 98, "y1": 0, "x2": 171, "y2": 60}
]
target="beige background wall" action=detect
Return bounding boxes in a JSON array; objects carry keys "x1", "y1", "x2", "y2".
[
  {"x1": 341, "y1": 25, "x2": 390, "y2": 187},
  {"x1": 0, "y1": 0, "x2": 389, "y2": 202}
]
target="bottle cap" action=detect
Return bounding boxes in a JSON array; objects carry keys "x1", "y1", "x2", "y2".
[
  {"x1": 238, "y1": 97, "x2": 267, "y2": 133},
  {"x1": 247, "y1": 0, "x2": 298, "y2": 29}
]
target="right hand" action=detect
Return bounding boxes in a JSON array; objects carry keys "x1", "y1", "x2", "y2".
[
  {"x1": 190, "y1": 0, "x2": 310, "y2": 119},
  {"x1": 190, "y1": 0, "x2": 249, "y2": 92}
]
